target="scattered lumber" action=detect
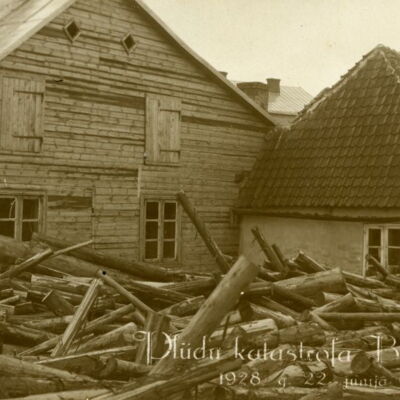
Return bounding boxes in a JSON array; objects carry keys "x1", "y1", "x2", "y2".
[{"x1": 2, "y1": 223, "x2": 400, "y2": 399}]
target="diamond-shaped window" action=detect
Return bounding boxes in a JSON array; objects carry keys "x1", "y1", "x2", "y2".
[
  {"x1": 64, "y1": 20, "x2": 81, "y2": 43},
  {"x1": 122, "y1": 33, "x2": 137, "y2": 54}
]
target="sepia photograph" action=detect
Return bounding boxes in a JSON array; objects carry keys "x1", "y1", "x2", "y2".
[{"x1": 0, "y1": 0, "x2": 400, "y2": 399}]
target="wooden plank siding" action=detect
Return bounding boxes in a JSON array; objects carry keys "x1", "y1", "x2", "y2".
[{"x1": 0, "y1": 0, "x2": 271, "y2": 270}]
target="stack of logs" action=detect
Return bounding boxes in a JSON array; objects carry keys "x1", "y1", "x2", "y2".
[{"x1": 1, "y1": 192, "x2": 400, "y2": 399}]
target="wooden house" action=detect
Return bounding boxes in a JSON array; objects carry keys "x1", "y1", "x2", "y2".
[
  {"x1": 0, "y1": 0, "x2": 276, "y2": 271},
  {"x1": 238, "y1": 45, "x2": 400, "y2": 276}
]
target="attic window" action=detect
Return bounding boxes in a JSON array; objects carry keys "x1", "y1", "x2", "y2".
[
  {"x1": 121, "y1": 33, "x2": 137, "y2": 54},
  {"x1": 64, "y1": 20, "x2": 81, "y2": 43}
]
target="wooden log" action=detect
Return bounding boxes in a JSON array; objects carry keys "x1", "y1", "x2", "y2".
[
  {"x1": 309, "y1": 310, "x2": 337, "y2": 331},
  {"x1": 0, "y1": 235, "x2": 31, "y2": 264},
  {"x1": 368, "y1": 255, "x2": 400, "y2": 288},
  {"x1": 29, "y1": 286, "x2": 83, "y2": 305},
  {"x1": 249, "y1": 322, "x2": 326, "y2": 349},
  {"x1": 19, "y1": 303, "x2": 140, "y2": 356},
  {"x1": 215, "y1": 384, "x2": 342, "y2": 400},
  {"x1": 36, "y1": 346, "x2": 137, "y2": 376},
  {"x1": 124, "y1": 280, "x2": 190, "y2": 305},
  {"x1": 33, "y1": 233, "x2": 176, "y2": 282},
  {"x1": 0, "y1": 377, "x2": 103, "y2": 399},
  {"x1": 251, "y1": 227, "x2": 288, "y2": 275},
  {"x1": 23, "y1": 315, "x2": 74, "y2": 334},
  {"x1": 1, "y1": 389, "x2": 109, "y2": 400},
  {"x1": 274, "y1": 267, "x2": 347, "y2": 296},
  {"x1": 161, "y1": 295, "x2": 204, "y2": 317},
  {"x1": 253, "y1": 296, "x2": 300, "y2": 319},
  {"x1": 164, "y1": 277, "x2": 216, "y2": 295},
  {"x1": 0, "y1": 288, "x2": 13, "y2": 299},
  {"x1": 0, "y1": 294, "x2": 20, "y2": 304},
  {"x1": 209, "y1": 318, "x2": 277, "y2": 347},
  {"x1": 0, "y1": 321, "x2": 55, "y2": 345},
  {"x1": 150, "y1": 255, "x2": 259, "y2": 376},
  {"x1": 369, "y1": 358, "x2": 400, "y2": 386},
  {"x1": 319, "y1": 312, "x2": 400, "y2": 322},
  {"x1": 51, "y1": 278, "x2": 102, "y2": 357},
  {"x1": 271, "y1": 284, "x2": 316, "y2": 308},
  {"x1": 99, "y1": 358, "x2": 151, "y2": 379},
  {"x1": 239, "y1": 301, "x2": 296, "y2": 328},
  {"x1": 91, "y1": 356, "x2": 242, "y2": 400},
  {"x1": 72, "y1": 322, "x2": 138, "y2": 354},
  {"x1": 42, "y1": 290, "x2": 75, "y2": 316},
  {"x1": 0, "y1": 248, "x2": 53, "y2": 281},
  {"x1": 177, "y1": 190, "x2": 231, "y2": 273},
  {"x1": 367, "y1": 345, "x2": 400, "y2": 368},
  {"x1": 343, "y1": 271, "x2": 387, "y2": 288},
  {"x1": 97, "y1": 270, "x2": 152, "y2": 316},
  {"x1": 295, "y1": 252, "x2": 327, "y2": 273},
  {"x1": 314, "y1": 292, "x2": 356, "y2": 314},
  {"x1": 0, "y1": 354, "x2": 96, "y2": 382},
  {"x1": 331, "y1": 350, "x2": 372, "y2": 376}
]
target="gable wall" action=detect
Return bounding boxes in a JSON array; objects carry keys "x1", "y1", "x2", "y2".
[{"x1": 0, "y1": 0, "x2": 270, "y2": 271}]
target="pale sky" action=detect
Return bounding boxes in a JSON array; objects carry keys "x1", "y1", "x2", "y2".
[{"x1": 145, "y1": 0, "x2": 400, "y2": 96}]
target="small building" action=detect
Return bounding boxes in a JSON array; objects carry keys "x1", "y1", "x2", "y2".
[
  {"x1": 238, "y1": 45, "x2": 400, "y2": 275},
  {"x1": 237, "y1": 78, "x2": 313, "y2": 127},
  {"x1": 0, "y1": 0, "x2": 276, "y2": 271}
]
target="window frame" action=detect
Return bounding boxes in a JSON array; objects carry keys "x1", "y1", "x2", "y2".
[
  {"x1": 364, "y1": 224, "x2": 400, "y2": 275},
  {"x1": 140, "y1": 196, "x2": 181, "y2": 264},
  {"x1": 0, "y1": 193, "x2": 45, "y2": 241}
]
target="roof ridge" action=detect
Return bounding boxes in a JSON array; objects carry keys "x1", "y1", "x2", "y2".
[
  {"x1": 378, "y1": 47, "x2": 400, "y2": 85},
  {"x1": 292, "y1": 44, "x2": 386, "y2": 124}
]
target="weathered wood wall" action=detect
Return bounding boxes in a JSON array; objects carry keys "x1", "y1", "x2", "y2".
[{"x1": 0, "y1": 0, "x2": 271, "y2": 271}]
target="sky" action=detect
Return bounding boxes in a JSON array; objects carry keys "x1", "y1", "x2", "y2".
[{"x1": 145, "y1": 0, "x2": 400, "y2": 96}]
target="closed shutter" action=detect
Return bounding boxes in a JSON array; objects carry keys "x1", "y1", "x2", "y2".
[
  {"x1": 0, "y1": 76, "x2": 45, "y2": 152},
  {"x1": 145, "y1": 95, "x2": 181, "y2": 164}
]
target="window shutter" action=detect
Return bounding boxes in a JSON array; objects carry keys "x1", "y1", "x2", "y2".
[
  {"x1": 145, "y1": 95, "x2": 181, "y2": 164},
  {"x1": 0, "y1": 76, "x2": 45, "y2": 152}
]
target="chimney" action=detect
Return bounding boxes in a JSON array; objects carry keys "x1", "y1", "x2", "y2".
[
  {"x1": 237, "y1": 81, "x2": 268, "y2": 109},
  {"x1": 219, "y1": 71, "x2": 228, "y2": 78},
  {"x1": 267, "y1": 78, "x2": 280, "y2": 93}
]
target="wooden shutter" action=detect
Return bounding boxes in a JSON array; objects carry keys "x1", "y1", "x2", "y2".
[
  {"x1": 145, "y1": 95, "x2": 181, "y2": 164},
  {"x1": 0, "y1": 76, "x2": 45, "y2": 152}
]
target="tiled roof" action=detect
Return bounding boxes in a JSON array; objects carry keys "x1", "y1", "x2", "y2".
[
  {"x1": 268, "y1": 86, "x2": 313, "y2": 115},
  {"x1": 240, "y1": 44, "x2": 400, "y2": 210}
]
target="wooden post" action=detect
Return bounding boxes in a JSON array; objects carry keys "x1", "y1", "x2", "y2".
[
  {"x1": 96, "y1": 270, "x2": 152, "y2": 316},
  {"x1": 150, "y1": 255, "x2": 258, "y2": 376},
  {"x1": 177, "y1": 190, "x2": 231, "y2": 273},
  {"x1": 51, "y1": 278, "x2": 101, "y2": 357}
]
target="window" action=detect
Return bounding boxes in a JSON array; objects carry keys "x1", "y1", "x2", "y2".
[
  {"x1": 64, "y1": 20, "x2": 81, "y2": 42},
  {"x1": 365, "y1": 225, "x2": 400, "y2": 274},
  {"x1": 0, "y1": 196, "x2": 42, "y2": 241},
  {"x1": 121, "y1": 33, "x2": 137, "y2": 54},
  {"x1": 142, "y1": 200, "x2": 179, "y2": 262},
  {"x1": 0, "y1": 76, "x2": 44, "y2": 152},
  {"x1": 145, "y1": 95, "x2": 181, "y2": 165}
]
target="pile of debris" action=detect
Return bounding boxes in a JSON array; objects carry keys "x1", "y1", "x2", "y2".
[{"x1": 1, "y1": 192, "x2": 400, "y2": 399}]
